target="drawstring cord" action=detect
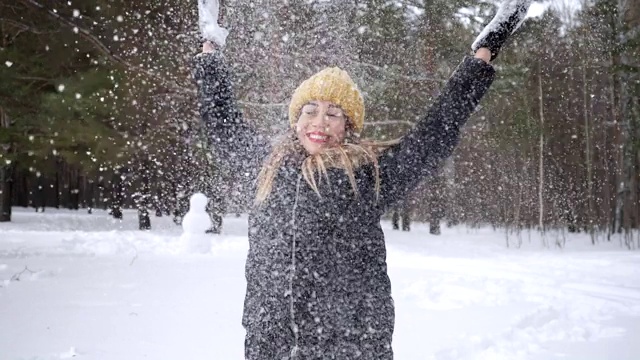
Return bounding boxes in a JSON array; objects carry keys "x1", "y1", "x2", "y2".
[{"x1": 289, "y1": 175, "x2": 302, "y2": 358}]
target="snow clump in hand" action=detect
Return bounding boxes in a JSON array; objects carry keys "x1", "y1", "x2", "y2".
[{"x1": 198, "y1": 0, "x2": 229, "y2": 47}]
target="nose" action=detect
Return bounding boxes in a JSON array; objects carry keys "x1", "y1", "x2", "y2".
[{"x1": 309, "y1": 113, "x2": 329, "y2": 129}]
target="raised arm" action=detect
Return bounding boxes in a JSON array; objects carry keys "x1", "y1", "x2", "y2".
[
  {"x1": 377, "y1": 54, "x2": 495, "y2": 210},
  {"x1": 376, "y1": 0, "x2": 532, "y2": 211},
  {"x1": 193, "y1": 42, "x2": 269, "y2": 194}
]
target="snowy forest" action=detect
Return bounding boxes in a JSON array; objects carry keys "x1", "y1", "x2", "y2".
[{"x1": 1, "y1": 0, "x2": 639, "y2": 244}]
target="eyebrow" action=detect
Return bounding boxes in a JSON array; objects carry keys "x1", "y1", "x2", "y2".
[{"x1": 304, "y1": 102, "x2": 342, "y2": 110}]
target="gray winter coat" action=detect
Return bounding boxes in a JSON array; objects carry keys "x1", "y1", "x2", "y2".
[{"x1": 193, "y1": 52, "x2": 495, "y2": 359}]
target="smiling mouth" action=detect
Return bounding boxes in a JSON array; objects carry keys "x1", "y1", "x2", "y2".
[{"x1": 307, "y1": 133, "x2": 329, "y2": 143}]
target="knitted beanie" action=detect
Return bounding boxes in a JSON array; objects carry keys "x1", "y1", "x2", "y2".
[{"x1": 288, "y1": 67, "x2": 365, "y2": 133}]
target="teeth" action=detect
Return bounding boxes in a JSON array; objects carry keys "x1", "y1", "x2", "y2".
[{"x1": 309, "y1": 134, "x2": 328, "y2": 141}]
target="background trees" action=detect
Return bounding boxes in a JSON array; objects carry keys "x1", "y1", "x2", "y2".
[{"x1": 1, "y1": 0, "x2": 638, "y2": 243}]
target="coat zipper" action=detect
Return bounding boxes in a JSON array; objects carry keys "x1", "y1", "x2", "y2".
[{"x1": 289, "y1": 175, "x2": 302, "y2": 358}]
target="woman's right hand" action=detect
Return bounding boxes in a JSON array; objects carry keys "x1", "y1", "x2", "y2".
[{"x1": 202, "y1": 41, "x2": 216, "y2": 53}]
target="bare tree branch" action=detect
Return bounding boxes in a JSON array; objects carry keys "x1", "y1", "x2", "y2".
[
  {"x1": 12, "y1": 75, "x2": 53, "y2": 82},
  {"x1": 10, "y1": 266, "x2": 37, "y2": 281},
  {"x1": 0, "y1": 18, "x2": 59, "y2": 35},
  {"x1": 19, "y1": 0, "x2": 188, "y2": 95},
  {"x1": 351, "y1": 59, "x2": 445, "y2": 83},
  {"x1": 274, "y1": 52, "x2": 445, "y2": 83},
  {"x1": 364, "y1": 120, "x2": 415, "y2": 127}
]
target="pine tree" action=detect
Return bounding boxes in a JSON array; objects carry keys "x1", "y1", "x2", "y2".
[{"x1": 617, "y1": 0, "x2": 640, "y2": 246}]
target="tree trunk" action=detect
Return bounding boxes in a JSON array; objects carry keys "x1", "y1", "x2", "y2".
[
  {"x1": 111, "y1": 168, "x2": 124, "y2": 220},
  {"x1": 86, "y1": 178, "x2": 95, "y2": 214},
  {"x1": 391, "y1": 210, "x2": 400, "y2": 230},
  {"x1": 206, "y1": 188, "x2": 224, "y2": 234},
  {"x1": 137, "y1": 160, "x2": 151, "y2": 230},
  {"x1": 17, "y1": 169, "x2": 29, "y2": 207},
  {"x1": 609, "y1": 57, "x2": 622, "y2": 236},
  {"x1": 428, "y1": 172, "x2": 444, "y2": 235},
  {"x1": 0, "y1": 106, "x2": 12, "y2": 222},
  {"x1": 618, "y1": 0, "x2": 640, "y2": 247},
  {"x1": 0, "y1": 166, "x2": 12, "y2": 222},
  {"x1": 97, "y1": 175, "x2": 107, "y2": 210},
  {"x1": 69, "y1": 168, "x2": 80, "y2": 210},
  {"x1": 538, "y1": 62, "x2": 546, "y2": 243},
  {"x1": 582, "y1": 56, "x2": 595, "y2": 240},
  {"x1": 54, "y1": 158, "x2": 62, "y2": 208},
  {"x1": 207, "y1": 199, "x2": 223, "y2": 235},
  {"x1": 402, "y1": 208, "x2": 411, "y2": 232},
  {"x1": 35, "y1": 172, "x2": 45, "y2": 212}
]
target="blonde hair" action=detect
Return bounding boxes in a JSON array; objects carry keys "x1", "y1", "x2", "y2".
[{"x1": 255, "y1": 125, "x2": 399, "y2": 204}]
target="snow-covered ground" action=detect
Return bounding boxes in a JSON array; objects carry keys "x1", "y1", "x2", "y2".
[{"x1": 1, "y1": 209, "x2": 639, "y2": 360}]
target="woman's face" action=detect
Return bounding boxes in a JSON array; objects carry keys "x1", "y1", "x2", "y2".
[{"x1": 296, "y1": 100, "x2": 347, "y2": 155}]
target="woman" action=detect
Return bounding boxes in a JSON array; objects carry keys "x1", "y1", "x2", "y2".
[{"x1": 193, "y1": 2, "x2": 531, "y2": 358}]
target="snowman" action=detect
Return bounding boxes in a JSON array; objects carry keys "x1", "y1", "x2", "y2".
[{"x1": 180, "y1": 193, "x2": 212, "y2": 254}]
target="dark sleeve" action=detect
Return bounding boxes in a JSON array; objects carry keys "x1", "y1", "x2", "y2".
[
  {"x1": 377, "y1": 56, "x2": 495, "y2": 211},
  {"x1": 192, "y1": 52, "x2": 269, "y2": 195}
]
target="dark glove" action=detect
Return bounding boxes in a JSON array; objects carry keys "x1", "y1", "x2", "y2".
[{"x1": 471, "y1": 0, "x2": 533, "y2": 61}]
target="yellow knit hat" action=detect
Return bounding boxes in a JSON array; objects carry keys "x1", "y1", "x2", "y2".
[{"x1": 288, "y1": 67, "x2": 365, "y2": 133}]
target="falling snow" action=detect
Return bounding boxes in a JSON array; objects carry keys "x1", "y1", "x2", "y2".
[{"x1": 1, "y1": 0, "x2": 640, "y2": 359}]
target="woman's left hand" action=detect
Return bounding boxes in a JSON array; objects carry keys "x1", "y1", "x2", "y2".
[{"x1": 474, "y1": 48, "x2": 492, "y2": 64}]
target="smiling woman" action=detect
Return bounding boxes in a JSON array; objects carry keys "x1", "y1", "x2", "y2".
[
  {"x1": 193, "y1": 1, "x2": 532, "y2": 358},
  {"x1": 252, "y1": 65, "x2": 400, "y2": 203},
  {"x1": 296, "y1": 101, "x2": 347, "y2": 154},
  {"x1": 296, "y1": 101, "x2": 348, "y2": 154}
]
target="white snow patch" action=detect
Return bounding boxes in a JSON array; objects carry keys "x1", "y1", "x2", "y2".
[
  {"x1": 59, "y1": 346, "x2": 78, "y2": 358},
  {"x1": 0, "y1": 209, "x2": 639, "y2": 359},
  {"x1": 198, "y1": 0, "x2": 229, "y2": 46},
  {"x1": 472, "y1": 0, "x2": 533, "y2": 51}
]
